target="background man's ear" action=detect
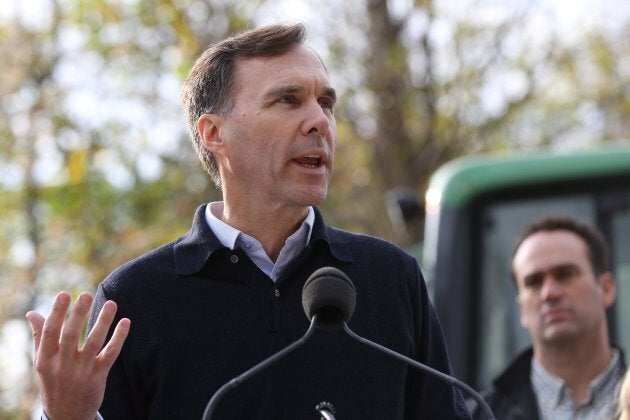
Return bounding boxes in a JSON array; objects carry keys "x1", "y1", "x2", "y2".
[{"x1": 600, "y1": 272, "x2": 616, "y2": 309}]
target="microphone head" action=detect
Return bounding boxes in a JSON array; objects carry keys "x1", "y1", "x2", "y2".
[{"x1": 302, "y1": 267, "x2": 356, "y2": 330}]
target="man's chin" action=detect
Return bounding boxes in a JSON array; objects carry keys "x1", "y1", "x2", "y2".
[
  {"x1": 292, "y1": 187, "x2": 328, "y2": 206},
  {"x1": 542, "y1": 325, "x2": 578, "y2": 344}
]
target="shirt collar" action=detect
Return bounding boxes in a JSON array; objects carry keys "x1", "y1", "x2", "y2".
[
  {"x1": 204, "y1": 201, "x2": 315, "y2": 250},
  {"x1": 531, "y1": 357, "x2": 565, "y2": 406},
  {"x1": 590, "y1": 349, "x2": 621, "y2": 395},
  {"x1": 205, "y1": 202, "x2": 240, "y2": 250}
]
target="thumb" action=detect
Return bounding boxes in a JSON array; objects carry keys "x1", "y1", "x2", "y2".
[{"x1": 25, "y1": 311, "x2": 45, "y2": 354}]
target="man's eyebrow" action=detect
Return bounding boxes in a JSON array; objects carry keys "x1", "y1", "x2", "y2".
[
  {"x1": 522, "y1": 263, "x2": 580, "y2": 283},
  {"x1": 550, "y1": 263, "x2": 580, "y2": 274},
  {"x1": 263, "y1": 85, "x2": 337, "y2": 103},
  {"x1": 264, "y1": 85, "x2": 304, "y2": 100}
]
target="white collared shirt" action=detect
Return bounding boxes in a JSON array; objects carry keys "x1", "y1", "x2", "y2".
[{"x1": 205, "y1": 202, "x2": 314, "y2": 281}]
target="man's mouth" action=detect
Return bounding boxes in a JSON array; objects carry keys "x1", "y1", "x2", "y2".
[
  {"x1": 293, "y1": 155, "x2": 323, "y2": 168},
  {"x1": 542, "y1": 307, "x2": 571, "y2": 323}
]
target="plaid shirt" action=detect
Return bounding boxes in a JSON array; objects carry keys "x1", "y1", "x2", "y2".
[{"x1": 531, "y1": 349, "x2": 624, "y2": 420}]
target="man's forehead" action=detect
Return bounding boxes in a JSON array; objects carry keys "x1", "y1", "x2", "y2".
[
  {"x1": 236, "y1": 46, "x2": 327, "y2": 75},
  {"x1": 519, "y1": 230, "x2": 588, "y2": 254},
  {"x1": 233, "y1": 49, "x2": 334, "y2": 96},
  {"x1": 514, "y1": 231, "x2": 589, "y2": 266}
]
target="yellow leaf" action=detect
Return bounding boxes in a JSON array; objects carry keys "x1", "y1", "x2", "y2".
[{"x1": 67, "y1": 150, "x2": 87, "y2": 184}]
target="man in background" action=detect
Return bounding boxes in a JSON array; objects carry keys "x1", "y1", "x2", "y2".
[{"x1": 481, "y1": 216, "x2": 626, "y2": 419}]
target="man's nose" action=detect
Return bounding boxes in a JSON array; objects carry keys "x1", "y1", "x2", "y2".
[
  {"x1": 540, "y1": 277, "x2": 562, "y2": 301},
  {"x1": 302, "y1": 100, "x2": 332, "y2": 136}
]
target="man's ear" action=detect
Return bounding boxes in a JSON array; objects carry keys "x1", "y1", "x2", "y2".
[
  {"x1": 599, "y1": 271, "x2": 617, "y2": 309},
  {"x1": 197, "y1": 113, "x2": 224, "y2": 154}
]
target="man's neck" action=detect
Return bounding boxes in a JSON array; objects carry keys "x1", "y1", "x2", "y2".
[{"x1": 218, "y1": 201, "x2": 310, "y2": 262}]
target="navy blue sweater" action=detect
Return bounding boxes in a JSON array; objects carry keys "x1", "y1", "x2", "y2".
[{"x1": 89, "y1": 205, "x2": 470, "y2": 419}]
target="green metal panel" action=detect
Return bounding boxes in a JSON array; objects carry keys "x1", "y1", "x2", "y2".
[{"x1": 428, "y1": 146, "x2": 630, "y2": 208}]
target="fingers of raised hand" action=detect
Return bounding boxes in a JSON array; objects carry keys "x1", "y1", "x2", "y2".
[
  {"x1": 96, "y1": 317, "x2": 130, "y2": 372},
  {"x1": 25, "y1": 311, "x2": 45, "y2": 355},
  {"x1": 59, "y1": 292, "x2": 95, "y2": 359},
  {"x1": 39, "y1": 292, "x2": 73, "y2": 358},
  {"x1": 82, "y1": 300, "x2": 122, "y2": 359}
]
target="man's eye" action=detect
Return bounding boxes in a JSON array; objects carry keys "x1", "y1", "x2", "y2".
[
  {"x1": 524, "y1": 277, "x2": 542, "y2": 289},
  {"x1": 280, "y1": 95, "x2": 298, "y2": 104},
  {"x1": 319, "y1": 99, "x2": 335, "y2": 111},
  {"x1": 556, "y1": 267, "x2": 578, "y2": 281}
]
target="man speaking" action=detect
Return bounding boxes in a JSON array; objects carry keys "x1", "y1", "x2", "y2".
[{"x1": 26, "y1": 23, "x2": 471, "y2": 419}]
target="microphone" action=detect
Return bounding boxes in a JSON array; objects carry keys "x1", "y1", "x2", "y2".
[
  {"x1": 301, "y1": 267, "x2": 496, "y2": 420},
  {"x1": 302, "y1": 266, "x2": 356, "y2": 330}
]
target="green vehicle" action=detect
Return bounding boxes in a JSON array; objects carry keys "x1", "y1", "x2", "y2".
[{"x1": 419, "y1": 145, "x2": 630, "y2": 391}]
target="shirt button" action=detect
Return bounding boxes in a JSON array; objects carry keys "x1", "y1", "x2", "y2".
[
  {"x1": 274, "y1": 289, "x2": 280, "y2": 298},
  {"x1": 230, "y1": 255, "x2": 239, "y2": 263}
]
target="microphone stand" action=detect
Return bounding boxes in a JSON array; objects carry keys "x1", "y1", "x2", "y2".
[
  {"x1": 202, "y1": 316, "x2": 318, "y2": 420},
  {"x1": 202, "y1": 310, "x2": 495, "y2": 419},
  {"x1": 342, "y1": 323, "x2": 496, "y2": 420}
]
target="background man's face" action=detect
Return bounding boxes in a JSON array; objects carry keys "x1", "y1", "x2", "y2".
[{"x1": 513, "y1": 230, "x2": 614, "y2": 346}]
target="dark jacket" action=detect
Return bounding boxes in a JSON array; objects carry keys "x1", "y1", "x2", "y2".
[
  {"x1": 480, "y1": 348, "x2": 540, "y2": 420},
  {"x1": 89, "y1": 205, "x2": 471, "y2": 419}
]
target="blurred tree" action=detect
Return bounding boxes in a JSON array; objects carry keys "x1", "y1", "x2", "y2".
[
  {"x1": 320, "y1": 0, "x2": 628, "y2": 245},
  {"x1": 0, "y1": 0, "x2": 252, "y2": 416}
]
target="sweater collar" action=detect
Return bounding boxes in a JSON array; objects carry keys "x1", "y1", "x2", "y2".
[{"x1": 174, "y1": 204, "x2": 352, "y2": 275}]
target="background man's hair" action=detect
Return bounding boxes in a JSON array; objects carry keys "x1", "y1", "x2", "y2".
[{"x1": 511, "y1": 215, "x2": 610, "y2": 281}]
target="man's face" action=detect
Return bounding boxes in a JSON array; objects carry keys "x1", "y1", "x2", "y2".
[
  {"x1": 513, "y1": 230, "x2": 615, "y2": 347},
  {"x1": 207, "y1": 45, "x2": 337, "y2": 209}
]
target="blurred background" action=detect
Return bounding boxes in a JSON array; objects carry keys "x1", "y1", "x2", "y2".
[{"x1": 0, "y1": 0, "x2": 628, "y2": 417}]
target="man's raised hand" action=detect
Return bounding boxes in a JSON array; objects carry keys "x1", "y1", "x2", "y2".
[{"x1": 26, "y1": 291, "x2": 130, "y2": 420}]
